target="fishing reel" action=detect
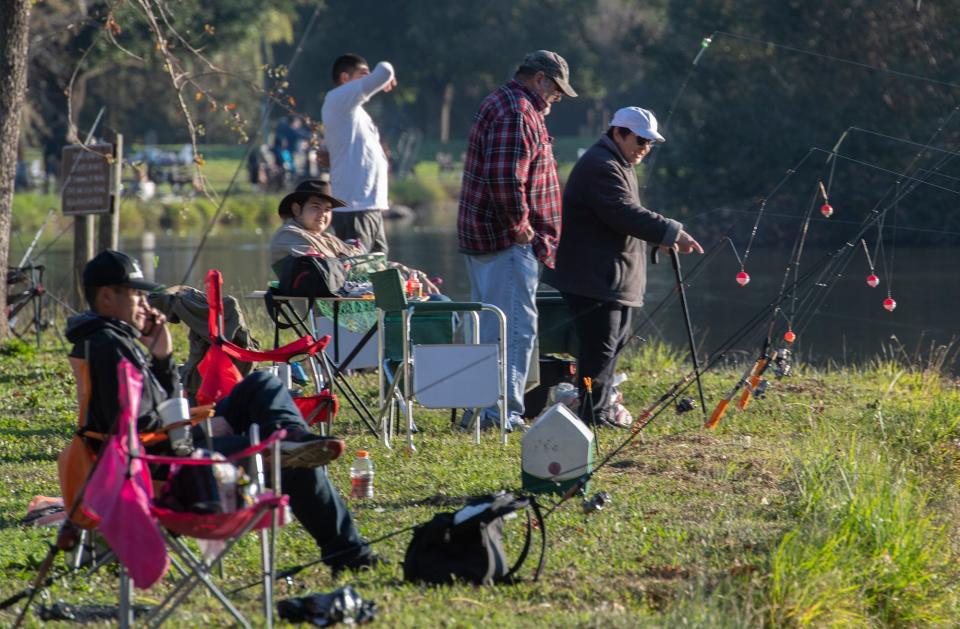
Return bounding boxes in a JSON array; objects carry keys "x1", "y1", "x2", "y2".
[
  {"x1": 774, "y1": 349, "x2": 793, "y2": 379},
  {"x1": 675, "y1": 397, "x2": 697, "y2": 414},
  {"x1": 752, "y1": 379, "x2": 770, "y2": 399},
  {"x1": 582, "y1": 491, "x2": 611, "y2": 514}
]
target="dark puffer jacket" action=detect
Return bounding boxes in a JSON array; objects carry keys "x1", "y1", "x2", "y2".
[
  {"x1": 544, "y1": 136, "x2": 681, "y2": 307},
  {"x1": 66, "y1": 312, "x2": 177, "y2": 436}
]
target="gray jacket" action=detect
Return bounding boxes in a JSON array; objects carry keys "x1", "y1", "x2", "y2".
[{"x1": 544, "y1": 136, "x2": 681, "y2": 306}]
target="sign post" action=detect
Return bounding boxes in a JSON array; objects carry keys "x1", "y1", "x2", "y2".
[{"x1": 61, "y1": 141, "x2": 121, "y2": 307}]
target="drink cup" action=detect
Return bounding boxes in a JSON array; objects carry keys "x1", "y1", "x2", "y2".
[{"x1": 158, "y1": 397, "x2": 192, "y2": 454}]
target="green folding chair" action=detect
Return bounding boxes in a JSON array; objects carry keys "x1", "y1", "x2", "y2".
[{"x1": 369, "y1": 269, "x2": 508, "y2": 449}]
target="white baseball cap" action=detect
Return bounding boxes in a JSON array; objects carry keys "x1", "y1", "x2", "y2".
[{"x1": 609, "y1": 107, "x2": 665, "y2": 143}]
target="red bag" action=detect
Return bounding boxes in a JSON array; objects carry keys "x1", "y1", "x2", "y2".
[{"x1": 196, "y1": 344, "x2": 243, "y2": 405}]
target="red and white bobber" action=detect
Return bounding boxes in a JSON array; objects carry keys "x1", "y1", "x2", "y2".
[
  {"x1": 866, "y1": 274, "x2": 880, "y2": 288},
  {"x1": 735, "y1": 271, "x2": 750, "y2": 287},
  {"x1": 883, "y1": 297, "x2": 897, "y2": 312},
  {"x1": 820, "y1": 203, "x2": 834, "y2": 218},
  {"x1": 783, "y1": 330, "x2": 797, "y2": 343}
]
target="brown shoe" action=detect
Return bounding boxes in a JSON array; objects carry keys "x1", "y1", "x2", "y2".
[{"x1": 266, "y1": 431, "x2": 344, "y2": 468}]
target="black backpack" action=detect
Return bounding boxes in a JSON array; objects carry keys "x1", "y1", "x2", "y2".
[
  {"x1": 403, "y1": 492, "x2": 546, "y2": 586},
  {"x1": 277, "y1": 254, "x2": 346, "y2": 298}
]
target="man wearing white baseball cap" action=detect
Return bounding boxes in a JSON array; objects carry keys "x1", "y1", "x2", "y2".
[{"x1": 544, "y1": 106, "x2": 702, "y2": 428}]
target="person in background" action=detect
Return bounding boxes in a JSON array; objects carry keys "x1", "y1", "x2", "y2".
[
  {"x1": 321, "y1": 54, "x2": 397, "y2": 255},
  {"x1": 457, "y1": 50, "x2": 577, "y2": 432},
  {"x1": 544, "y1": 107, "x2": 703, "y2": 428}
]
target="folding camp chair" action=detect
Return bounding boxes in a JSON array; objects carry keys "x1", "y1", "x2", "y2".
[
  {"x1": 135, "y1": 426, "x2": 288, "y2": 629},
  {"x1": 123, "y1": 360, "x2": 288, "y2": 628},
  {"x1": 44, "y1": 360, "x2": 289, "y2": 628},
  {"x1": 205, "y1": 269, "x2": 338, "y2": 429},
  {"x1": 369, "y1": 269, "x2": 508, "y2": 449}
]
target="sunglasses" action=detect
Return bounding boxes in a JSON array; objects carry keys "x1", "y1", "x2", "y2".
[{"x1": 636, "y1": 135, "x2": 656, "y2": 149}]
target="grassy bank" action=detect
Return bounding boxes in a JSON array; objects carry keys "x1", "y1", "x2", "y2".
[
  {"x1": 11, "y1": 140, "x2": 592, "y2": 240},
  {"x1": 0, "y1": 333, "x2": 958, "y2": 627}
]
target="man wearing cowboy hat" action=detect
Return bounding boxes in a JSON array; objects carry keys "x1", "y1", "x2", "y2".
[
  {"x1": 271, "y1": 179, "x2": 440, "y2": 293},
  {"x1": 544, "y1": 107, "x2": 703, "y2": 428},
  {"x1": 271, "y1": 179, "x2": 361, "y2": 267}
]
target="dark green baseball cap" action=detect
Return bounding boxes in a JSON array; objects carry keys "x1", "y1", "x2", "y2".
[{"x1": 519, "y1": 50, "x2": 577, "y2": 98}]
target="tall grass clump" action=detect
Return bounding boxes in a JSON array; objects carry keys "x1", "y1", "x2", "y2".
[
  {"x1": 623, "y1": 339, "x2": 685, "y2": 373},
  {"x1": 767, "y1": 426, "x2": 956, "y2": 626}
]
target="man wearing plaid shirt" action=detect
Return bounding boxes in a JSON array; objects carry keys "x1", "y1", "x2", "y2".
[{"x1": 457, "y1": 50, "x2": 577, "y2": 431}]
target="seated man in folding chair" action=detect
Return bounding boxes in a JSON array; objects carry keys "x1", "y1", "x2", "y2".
[
  {"x1": 65, "y1": 249, "x2": 381, "y2": 573},
  {"x1": 270, "y1": 178, "x2": 441, "y2": 294}
]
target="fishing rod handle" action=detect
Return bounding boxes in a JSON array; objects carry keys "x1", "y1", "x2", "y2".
[
  {"x1": 736, "y1": 357, "x2": 768, "y2": 410},
  {"x1": 705, "y1": 399, "x2": 729, "y2": 429}
]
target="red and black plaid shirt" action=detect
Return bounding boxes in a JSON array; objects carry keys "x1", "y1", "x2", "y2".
[{"x1": 457, "y1": 80, "x2": 562, "y2": 267}]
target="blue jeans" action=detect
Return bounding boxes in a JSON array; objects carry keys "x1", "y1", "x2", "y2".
[
  {"x1": 210, "y1": 371, "x2": 370, "y2": 567},
  {"x1": 464, "y1": 244, "x2": 539, "y2": 428}
]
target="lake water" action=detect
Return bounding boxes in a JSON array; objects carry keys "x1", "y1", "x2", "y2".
[{"x1": 15, "y1": 207, "x2": 959, "y2": 372}]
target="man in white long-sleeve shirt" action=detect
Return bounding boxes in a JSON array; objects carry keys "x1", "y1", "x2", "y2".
[{"x1": 321, "y1": 53, "x2": 397, "y2": 255}]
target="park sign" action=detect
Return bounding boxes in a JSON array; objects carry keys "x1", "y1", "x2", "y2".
[{"x1": 60, "y1": 143, "x2": 115, "y2": 215}]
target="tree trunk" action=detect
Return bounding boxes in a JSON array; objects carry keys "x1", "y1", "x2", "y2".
[
  {"x1": 0, "y1": 0, "x2": 33, "y2": 339},
  {"x1": 439, "y1": 82, "x2": 454, "y2": 144}
]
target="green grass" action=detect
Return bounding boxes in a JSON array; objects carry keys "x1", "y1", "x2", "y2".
[{"x1": 0, "y1": 330, "x2": 958, "y2": 626}]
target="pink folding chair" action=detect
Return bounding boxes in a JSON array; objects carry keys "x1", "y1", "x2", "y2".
[{"x1": 84, "y1": 359, "x2": 291, "y2": 628}]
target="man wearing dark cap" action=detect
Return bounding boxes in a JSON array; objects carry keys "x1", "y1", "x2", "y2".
[
  {"x1": 457, "y1": 50, "x2": 576, "y2": 431},
  {"x1": 66, "y1": 250, "x2": 380, "y2": 573}
]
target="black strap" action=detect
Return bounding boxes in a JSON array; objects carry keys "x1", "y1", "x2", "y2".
[
  {"x1": 503, "y1": 496, "x2": 547, "y2": 582},
  {"x1": 263, "y1": 288, "x2": 314, "y2": 347}
]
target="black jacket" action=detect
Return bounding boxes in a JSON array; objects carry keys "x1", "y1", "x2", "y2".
[
  {"x1": 544, "y1": 136, "x2": 681, "y2": 306},
  {"x1": 66, "y1": 312, "x2": 177, "y2": 437}
]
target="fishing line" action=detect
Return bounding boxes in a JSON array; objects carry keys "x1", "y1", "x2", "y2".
[
  {"x1": 783, "y1": 173, "x2": 828, "y2": 338},
  {"x1": 683, "y1": 208, "x2": 960, "y2": 238},
  {"x1": 178, "y1": 3, "x2": 324, "y2": 286},
  {"x1": 814, "y1": 149, "x2": 960, "y2": 197},
  {"x1": 790, "y1": 125, "x2": 960, "y2": 327},
  {"x1": 711, "y1": 31, "x2": 960, "y2": 91},
  {"x1": 643, "y1": 36, "x2": 714, "y2": 189},
  {"x1": 788, "y1": 137, "x2": 960, "y2": 324},
  {"x1": 841, "y1": 126, "x2": 960, "y2": 158},
  {"x1": 739, "y1": 150, "x2": 817, "y2": 274},
  {"x1": 912, "y1": 169, "x2": 960, "y2": 187},
  {"x1": 860, "y1": 238, "x2": 879, "y2": 288},
  {"x1": 886, "y1": 182, "x2": 900, "y2": 302}
]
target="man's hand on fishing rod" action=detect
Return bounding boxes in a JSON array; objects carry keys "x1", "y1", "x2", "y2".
[{"x1": 666, "y1": 230, "x2": 704, "y2": 255}]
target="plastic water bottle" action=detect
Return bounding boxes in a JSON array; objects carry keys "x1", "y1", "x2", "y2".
[
  {"x1": 350, "y1": 450, "x2": 374, "y2": 499},
  {"x1": 406, "y1": 272, "x2": 422, "y2": 299}
]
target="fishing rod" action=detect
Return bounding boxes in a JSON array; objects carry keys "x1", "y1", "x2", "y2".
[
  {"x1": 178, "y1": 4, "x2": 324, "y2": 286},
  {"x1": 706, "y1": 102, "x2": 960, "y2": 415},
  {"x1": 228, "y1": 523, "x2": 418, "y2": 595},
  {"x1": 549, "y1": 239, "x2": 849, "y2": 478},
  {"x1": 788, "y1": 112, "x2": 960, "y2": 331},
  {"x1": 234, "y1": 233, "x2": 847, "y2": 589},
  {"x1": 650, "y1": 246, "x2": 706, "y2": 418}
]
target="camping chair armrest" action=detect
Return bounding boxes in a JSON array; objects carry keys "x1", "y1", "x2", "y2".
[
  {"x1": 137, "y1": 429, "x2": 287, "y2": 466},
  {"x1": 217, "y1": 334, "x2": 330, "y2": 363},
  {"x1": 409, "y1": 301, "x2": 482, "y2": 313}
]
